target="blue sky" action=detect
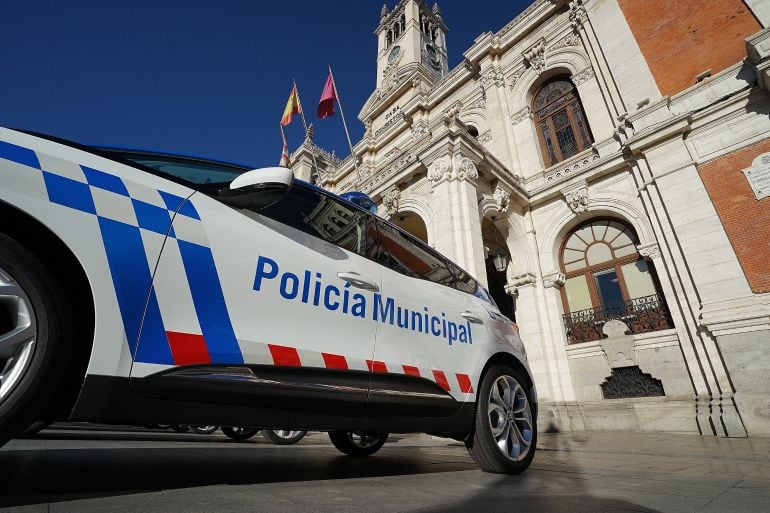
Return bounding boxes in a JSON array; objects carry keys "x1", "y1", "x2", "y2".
[{"x1": 1, "y1": 1, "x2": 528, "y2": 167}]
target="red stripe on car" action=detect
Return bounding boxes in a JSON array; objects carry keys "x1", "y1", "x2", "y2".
[
  {"x1": 402, "y1": 365, "x2": 421, "y2": 377},
  {"x1": 456, "y1": 373, "x2": 474, "y2": 393},
  {"x1": 166, "y1": 331, "x2": 211, "y2": 365},
  {"x1": 268, "y1": 344, "x2": 301, "y2": 367},
  {"x1": 366, "y1": 360, "x2": 388, "y2": 373},
  {"x1": 322, "y1": 352, "x2": 349, "y2": 370},
  {"x1": 432, "y1": 370, "x2": 451, "y2": 392}
]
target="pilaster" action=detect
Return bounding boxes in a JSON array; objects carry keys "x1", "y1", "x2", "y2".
[{"x1": 427, "y1": 154, "x2": 487, "y2": 284}]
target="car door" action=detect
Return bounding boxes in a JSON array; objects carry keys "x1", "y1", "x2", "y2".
[
  {"x1": 131, "y1": 181, "x2": 382, "y2": 415},
  {"x1": 367, "y1": 220, "x2": 489, "y2": 416}
]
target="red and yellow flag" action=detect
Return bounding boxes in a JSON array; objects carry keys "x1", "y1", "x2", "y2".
[{"x1": 280, "y1": 84, "x2": 302, "y2": 126}]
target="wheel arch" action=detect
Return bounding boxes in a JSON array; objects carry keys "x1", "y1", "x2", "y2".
[
  {"x1": 0, "y1": 199, "x2": 95, "y2": 421},
  {"x1": 478, "y1": 352, "x2": 538, "y2": 416}
]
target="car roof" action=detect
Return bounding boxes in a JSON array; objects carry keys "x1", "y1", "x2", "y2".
[{"x1": 11, "y1": 128, "x2": 480, "y2": 290}]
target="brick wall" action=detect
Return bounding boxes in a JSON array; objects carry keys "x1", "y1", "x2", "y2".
[
  {"x1": 698, "y1": 139, "x2": 770, "y2": 293},
  {"x1": 617, "y1": 0, "x2": 761, "y2": 97}
]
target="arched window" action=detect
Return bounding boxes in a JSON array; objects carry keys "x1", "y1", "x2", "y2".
[
  {"x1": 559, "y1": 219, "x2": 671, "y2": 343},
  {"x1": 533, "y1": 77, "x2": 593, "y2": 167}
]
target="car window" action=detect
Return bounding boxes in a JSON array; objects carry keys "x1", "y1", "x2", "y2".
[
  {"x1": 104, "y1": 151, "x2": 248, "y2": 186},
  {"x1": 376, "y1": 221, "x2": 455, "y2": 288},
  {"x1": 445, "y1": 259, "x2": 478, "y2": 295},
  {"x1": 259, "y1": 184, "x2": 377, "y2": 257}
]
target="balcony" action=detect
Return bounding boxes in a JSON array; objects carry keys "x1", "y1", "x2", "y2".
[{"x1": 563, "y1": 294, "x2": 673, "y2": 344}]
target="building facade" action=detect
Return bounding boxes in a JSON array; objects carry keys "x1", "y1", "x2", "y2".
[{"x1": 292, "y1": 0, "x2": 770, "y2": 437}]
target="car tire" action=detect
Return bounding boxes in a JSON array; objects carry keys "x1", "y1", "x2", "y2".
[
  {"x1": 262, "y1": 429, "x2": 307, "y2": 445},
  {"x1": 0, "y1": 233, "x2": 73, "y2": 448},
  {"x1": 328, "y1": 431, "x2": 388, "y2": 457},
  {"x1": 466, "y1": 364, "x2": 537, "y2": 474},
  {"x1": 221, "y1": 426, "x2": 259, "y2": 441}
]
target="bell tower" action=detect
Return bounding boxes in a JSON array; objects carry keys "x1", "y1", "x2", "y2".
[{"x1": 375, "y1": 1, "x2": 449, "y2": 87}]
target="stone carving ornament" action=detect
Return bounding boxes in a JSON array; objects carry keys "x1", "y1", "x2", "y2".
[
  {"x1": 551, "y1": 32, "x2": 581, "y2": 50},
  {"x1": 507, "y1": 69, "x2": 525, "y2": 91},
  {"x1": 480, "y1": 67, "x2": 506, "y2": 89},
  {"x1": 382, "y1": 188, "x2": 401, "y2": 216},
  {"x1": 493, "y1": 184, "x2": 510, "y2": 213},
  {"x1": 511, "y1": 107, "x2": 531, "y2": 126},
  {"x1": 572, "y1": 67, "x2": 595, "y2": 86},
  {"x1": 427, "y1": 157, "x2": 451, "y2": 183},
  {"x1": 542, "y1": 271, "x2": 566, "y2": 289},
  {"x1": 636, "y1": 242, "x2": 661, "y2": 260},
  {"x1": 523, "y1": 39, "x2": 546, "y2": 73},
  {"x1": 564, "y1": 186, "x2": 589, "y2": 214},
  {"x1": 457, "y1": 158, "x2": 478, "y2": 181},
  {"x1": 477, "y1": 130, "x2": 493, "y2": 144},
  {"x1": 569, "y1": 0, "x2": 588, "y2": 31}
]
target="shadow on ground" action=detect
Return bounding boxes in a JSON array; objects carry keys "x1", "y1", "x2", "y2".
[{"x1": 1, "y1": 431, "x2": 661, "y2": 512}]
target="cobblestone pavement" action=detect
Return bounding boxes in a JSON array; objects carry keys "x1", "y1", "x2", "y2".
[{"x1": 1, "y1": 425, "x2": 769, "y2": 512}]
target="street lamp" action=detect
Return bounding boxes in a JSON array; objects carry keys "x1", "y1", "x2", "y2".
[{"x1": 490, "y1": 216, "x2": 508, "y2": 273}]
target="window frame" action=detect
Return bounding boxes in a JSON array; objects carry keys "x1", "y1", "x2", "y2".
[
  {"x1": 532, "y1": 78, "x2": 594, "y2": 168},
  {"x1": 374, "y1": 218, "x2": 479, "y2": 296},
  {"x1": 559, "y1": 218, "x2": 646, "y2": 316}
]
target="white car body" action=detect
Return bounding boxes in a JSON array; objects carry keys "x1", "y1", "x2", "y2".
[{"x1": 0, "y1": 127, "x2": 535, "y2": 435}]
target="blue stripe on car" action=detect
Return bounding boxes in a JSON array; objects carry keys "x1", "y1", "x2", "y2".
[
  {"x1": 0, "y1": 140, "x2": 41, "y2": 169},
  {"x1": 82, "y1": 165, "x2": 130, "y2": 196},
  {"x1": 98, "y1": 216, "x2": 173, "y2": 363},
  {"x1": 43, "y1": 172, "x2": 97, "y2": 214},
  {"x1": 159, "y1": 190, "x2": 200, "y2": 220},
  {"x1": 177, "y1": 240, "x2": 243, "y2": 364}
]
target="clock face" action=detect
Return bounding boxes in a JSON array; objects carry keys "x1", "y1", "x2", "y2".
[
  {"x1": 388, "y1": 45, "x2": 401, "y2": 63},
  {"x1": 425, "y1": 43, "x2": 441, "y2": 69}
]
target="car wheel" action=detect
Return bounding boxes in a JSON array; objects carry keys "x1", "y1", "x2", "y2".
[
  {"x1": 221, "y1": 426, "x2": 259, "y2": 441},
  {"x1": 466, "y1": 364, "x2": 537, "y2": 474},
  {"x1": 328, "y1": 431, "x2": 388, "y2": 456},
  {"x1": 190, "y1": 425, "x2": 219, "y2": 435},
  {"x1": 262, "y1": 429, "x2": 307, "y2": 445},
  {"x1": 0, "y1": 234, "x2": 72, "y2": 448}
]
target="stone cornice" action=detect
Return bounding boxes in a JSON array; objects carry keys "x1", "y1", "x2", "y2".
[
  {"x1": 625, "y1": 114, "x2": 692, "y2": 155},
  {"x1": 463, "y1": 0, "x2": 565, "y2": 65}
]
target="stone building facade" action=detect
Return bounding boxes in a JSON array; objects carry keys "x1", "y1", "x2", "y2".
[{"x1": 291, "y1": 0, "x2": 770, "y2": 437}]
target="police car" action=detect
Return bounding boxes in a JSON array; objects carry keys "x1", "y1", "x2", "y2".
[{"x1": 0, "y1": 127, "x2": 536, "y2": 473}]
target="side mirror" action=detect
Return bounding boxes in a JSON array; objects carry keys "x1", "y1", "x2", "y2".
[
  {"x1": 218, "y1": 167, "x2": 293, "y2": 210},
  {"x1": 230, "y1": 167, "x2": 293, "y2": 191}
]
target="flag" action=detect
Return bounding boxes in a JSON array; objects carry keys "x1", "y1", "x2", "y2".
[
  {"x1": 281, "y1": 84, "x2": 302, "y2": 126},
  {"x1": 317, "y1": 72, "x2": 338, "y2": 119},
  {"x1": 278, "y1": 125, "x2": 291, "y2": 167}
]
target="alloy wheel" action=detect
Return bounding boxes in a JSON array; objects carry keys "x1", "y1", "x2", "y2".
[
  {"x1": 487, "y1": 374, "x2": 533, "y2": 462},
  {"x1": 0, "y1": 266, "x2": 37, "y2": 404}
]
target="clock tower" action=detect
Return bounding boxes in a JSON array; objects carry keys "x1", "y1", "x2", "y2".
[{"x1": 375, "y1": 1, "x2": 449, "y2": 88}]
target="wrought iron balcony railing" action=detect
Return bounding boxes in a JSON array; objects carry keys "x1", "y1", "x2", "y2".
[{"x1": 563, "y1": 294, "x2": 672, "y2": 344}]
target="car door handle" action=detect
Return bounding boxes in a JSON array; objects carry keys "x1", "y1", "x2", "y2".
[
  {"x1": 461, "y1": 311, "x2": 484, "y2": 324},
  {"x1": 337, "y1": 272, "x2": 380, "y2": 292}
]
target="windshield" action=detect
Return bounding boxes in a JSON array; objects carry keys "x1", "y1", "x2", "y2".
[{"x1": 105, "y1": 151, "x2": 249, "y2": 186}]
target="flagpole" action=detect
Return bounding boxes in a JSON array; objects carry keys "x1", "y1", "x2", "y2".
[
  {"x1": 293, "y1": 79, "x2": 322, "y2": 184},
  {"x1": 328, "y1": 65, "x2": 361, "y2": 184}
]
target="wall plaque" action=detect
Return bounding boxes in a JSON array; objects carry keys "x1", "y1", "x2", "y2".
[{"x1": 743, "y1": 153, "x2": 770, "y2": 200}]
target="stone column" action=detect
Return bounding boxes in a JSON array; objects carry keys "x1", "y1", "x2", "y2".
[{"x1": 428, "y1": 155, "x2": 487, "y2": 284}]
